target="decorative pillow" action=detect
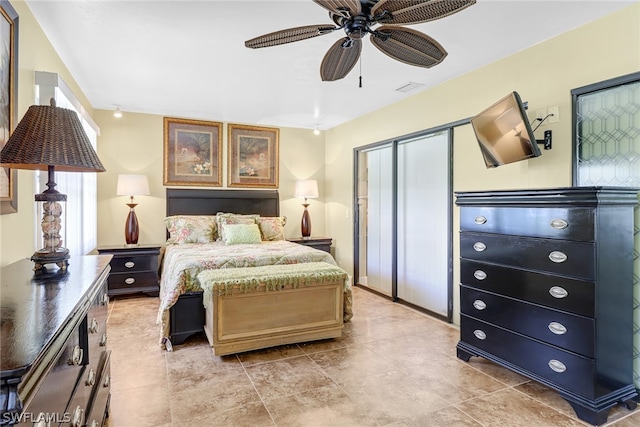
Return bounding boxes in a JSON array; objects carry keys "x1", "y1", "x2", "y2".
[
  {"x1": 256, "y1": 216, "x2": 287, "y2": 241},
  {"x1": 221, "y1": 223, "x2": 262, "y2": 245},
  {"x1": 216, "y1": 216, "x2": 260, "y2": 244},
  {"x1": 164, "y1": 215, "x2": 217, "y2": 244},
  {"x1": 215, "y1": 213, "x2": 259, "y2": 240}
]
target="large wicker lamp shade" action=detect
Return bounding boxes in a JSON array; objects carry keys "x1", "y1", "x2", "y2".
[
  {"x1": 0, "y1": 99, "x2": 106, "y2": 271},
  {"x1": 295, "y1": 179, "x2": 318, "y2": 238}
]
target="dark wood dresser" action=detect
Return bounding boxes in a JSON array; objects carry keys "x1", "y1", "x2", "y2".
[
  {"x1": 97, "y1": 245, "x2": 160, "y2": 297},
  {"x1": 0, "y1": 256, "x2": 112, "y2": 427},
  {"x1": 455, "y1": 187, "x2": 639, "y2": 426},
  {"x1": 286, "y1": 237, "x2": 332, "y2": 253}
]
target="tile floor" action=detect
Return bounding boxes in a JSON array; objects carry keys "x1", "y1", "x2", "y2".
[{"x1": 105, "y1": 286, "x2": 640, "y2": 426}]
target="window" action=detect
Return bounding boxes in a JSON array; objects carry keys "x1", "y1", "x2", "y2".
[{"x1": 35, "y1": 72, "x2": 100, "y2": 256}]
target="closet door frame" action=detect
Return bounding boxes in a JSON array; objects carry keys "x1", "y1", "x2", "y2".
[{"x1": 353, "y1": 119, "x2": 467, "y2": 322}]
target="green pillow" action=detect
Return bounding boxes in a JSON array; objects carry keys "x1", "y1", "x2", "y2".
[{"x1": 221, "y1": 223, "x2": 262, "y2": 245}]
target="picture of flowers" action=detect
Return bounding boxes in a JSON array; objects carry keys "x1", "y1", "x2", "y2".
[
  {"x1": 228, "y1": 124, "x2": 279, "y2": 188},
  {"x1": 163, "y1": 117, "x2": 222, "y2": 186}
]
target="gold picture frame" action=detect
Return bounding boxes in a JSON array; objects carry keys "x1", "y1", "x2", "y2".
[
  {"x1": 227, "y1": 123, "x2": 279, "y2": 188},
  {"x1": 0, "y1": 1, "x2": 18, "y2": 214},
  {"x1": 163, "y1": 117, "x2": 223, "y2": 187}
]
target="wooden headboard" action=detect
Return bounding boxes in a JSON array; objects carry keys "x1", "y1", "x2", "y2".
[{"x1": 166, "y1": 188, "x2": 280, "y2": 217}]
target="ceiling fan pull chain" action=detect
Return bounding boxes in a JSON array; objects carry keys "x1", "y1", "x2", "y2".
[{"x1": 359, "y1": 56, "x2": 363, "y2": 88}]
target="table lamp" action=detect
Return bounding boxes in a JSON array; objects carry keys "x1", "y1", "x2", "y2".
[
  {"x1": 295, "y1": 179, "x2": 318, "y2": 238},
  {"x1": 116, "y1": 174, "x2": 150, "y2": 246},
  {"x1": 0, "y1": 99, "x2": 106, "y2": 271}
]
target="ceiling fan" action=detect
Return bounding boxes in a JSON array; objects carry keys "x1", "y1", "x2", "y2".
[{"x1": 245, "y1": 0, "x2": 477, "y2": 82}]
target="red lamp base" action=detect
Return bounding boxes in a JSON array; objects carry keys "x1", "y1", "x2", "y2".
[
  {"x1": 301, "y1": 203, "x2": 311, "y2": 238},
  {"x1": 125, "y1": 204, "x2": 139, "y2": 245}
]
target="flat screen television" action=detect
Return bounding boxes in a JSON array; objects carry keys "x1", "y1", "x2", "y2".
[{"x1": 470, "y1": 91, "x2": 541, "y2": 168}]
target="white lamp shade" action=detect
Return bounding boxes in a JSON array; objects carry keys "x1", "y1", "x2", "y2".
[
  {"x1": 295, "y1": 179, "x2": 318, "y2": 199},
  {"x1": 116, "y1": 174, "x2": 150, "y2": 196}
]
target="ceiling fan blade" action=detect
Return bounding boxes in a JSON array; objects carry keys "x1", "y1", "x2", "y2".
[
  {"x1": 245, "y1": 25, "x2": 337, "y2": 49},
  {"x1": 371, "y1": 26, "x2": 447, "y2": 68},
  {"x1": 320, "y1": 37, "x2": 362, "y2": 81},
  {"x1": 372, "y1": 0, "x2": 476, "y2": 25},
  {"x1": 313, "y1": 0, "x2": 362, "y2": 18}
]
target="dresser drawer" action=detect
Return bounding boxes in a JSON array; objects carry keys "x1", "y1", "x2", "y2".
[
  {"x1": 460, "y1": 232, "x2": 595, "y2": 280},
  {"x1": 460, "y1": 315, "x2": 596, "y2": 399},
  {"x1": 107, "y1": 271, "x2": 158, "y2": 291},
  {"x1": 461, "y1": 286, "x2": 595, "y2": 357},
  {"x1": 460, "y1": 206, "x2": 595, "y2": 241},
  {"x1": 460, "y1": 259, "x2": 594, "y2": 317},
  {"x1": 110, "y1": 255, "x2": 155, "y2": 273},
  {"x1": 85, "y1": 350, "x2": 111, "y2": 427},
  {"x1": 19, "y1": 324, "x2": 86, "y2": 424}
]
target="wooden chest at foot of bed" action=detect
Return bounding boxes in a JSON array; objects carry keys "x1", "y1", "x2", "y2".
[{"x1": 198, "y1": 263, "x2": 346, "y2": 356}]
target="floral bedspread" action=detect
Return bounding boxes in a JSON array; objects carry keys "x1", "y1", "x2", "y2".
[{"x1": 157, "y1": 240, "x2": 353, "y2": 344}]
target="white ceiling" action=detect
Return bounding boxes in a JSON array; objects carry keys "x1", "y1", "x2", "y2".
[{"x1": 25, "y1": 0, "x2": 636, "y2": 131}]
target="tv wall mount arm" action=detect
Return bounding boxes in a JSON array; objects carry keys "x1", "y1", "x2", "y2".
[{"x1": 524, "y1": 101, "x2": 553, "y2": 150}]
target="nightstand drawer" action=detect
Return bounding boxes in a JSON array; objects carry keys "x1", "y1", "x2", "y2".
[
  {"x1": 460, "y1": 315, "x2": 596, "y2": 399},
  {"x1": 107, "y1": 271, "x2": 158, "y2": 291},
  {"x1": 461, "y1": 286, "x2": 595, "y2": 357},
  {"x1": 460, "y1": 259, "x2": 594, "y2": 317},
  {"x1": 110, "y1": 255, "x2": 156, "y2": 273},
  {"x1": 460, "y1": 232, "x2": 595, "y2": 280}
]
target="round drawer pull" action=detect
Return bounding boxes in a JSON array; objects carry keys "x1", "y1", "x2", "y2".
[
  {"x1": 125, "y1": 277, "x2": 136, "y2": 285},
  {"x1": 103, "y1": 373, "x2": 111, "y2": 388},
  {"x1": 89, "y1": 317, "x2": 99, "y2": 333},
  {"x1": 86, "y1": 369, "x2": 96, "y2": 386},
  {"x1": 124, "y1": 261, "x2": 135, "y2": 268},
  {"x1": 473, "y1": 300, "x2": 487, "y2": 310},
  {"x1": 548, "y1": 359, "x2": 567, "y2": 373},
  {"x1": 100, "y1": 333, "x2": 107, "y2": 347},
  {"x1": 71, "y1": 405, "x2": 84, "y2": 427},
  {"x1": 550, "y1": 219, "x2": 569, "y2": 230},
  {"x1": 473, "y1": 329, "x2": 486, "y2": 340},
  {"x1": 473, "y1": 270, "x2": 487, "y2": 280},
  {"x1": 102, "y1": 293, "x2": 109, "y2": 305},
  {"x1": 548, "y1": 322, "x2": 567, "y2": 335},
  {"x1": 473, "y1": 242, "x2": 486, "y2": 252},
  {"x1": 548, "y1": 251, "x2": 567, "y2": 263},
  {"x1": 549, "y1": 286, "x2": 568, "y2": 299},
  {"x1": 69, "y1": 345, "x2": 83, "y2": 366},
  {"x1": 474, "y1": 216, "x2": 487, "y2": 225}
]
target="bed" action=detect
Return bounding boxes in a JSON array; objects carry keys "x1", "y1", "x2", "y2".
[{"x1": 158, "y1": 188, "x2": 353, "y2": 352}]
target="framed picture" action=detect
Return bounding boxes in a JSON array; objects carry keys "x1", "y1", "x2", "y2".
[
  {"x1": 163, "y1": 117, "x2": 223, "y2": 186},
  {"x1": 227, "y1": 124, "x2": 279, "y2": 188},
  {"x1": 0, "y1": 1, "x2": 18, "y2": 214}
]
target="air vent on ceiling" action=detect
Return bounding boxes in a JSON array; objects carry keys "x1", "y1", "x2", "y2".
[{"x1": 395, "y1": 82, "x2": 425, "y2": 93}]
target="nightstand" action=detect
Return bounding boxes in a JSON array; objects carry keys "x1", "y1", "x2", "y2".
[
  {"x1": 287, "y1": 237, "x2": 332, "y2": 253},
  {"x1": 97, "y1": 244, "x2": 161, "y2": 297}
]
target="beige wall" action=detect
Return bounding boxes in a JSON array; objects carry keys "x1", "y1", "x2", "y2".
[
  {"x1": 94, "y1": 111, "x2": 327, "y2": 247},
  {"x1": 0, "y1": 0, "x2": 94, "y2": 267},
  {"x1": 324, "y1": 4, "x2": 640, "y2": 324}
]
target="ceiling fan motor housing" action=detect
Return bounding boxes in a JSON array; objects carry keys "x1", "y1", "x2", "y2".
[{"x1": 345, "y1": 15, "x2": 369, "y2": 39}]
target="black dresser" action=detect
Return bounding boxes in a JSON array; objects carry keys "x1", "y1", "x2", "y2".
[
  {"x1": 0, "y1": 256, "x2": 112, "y2": 427},
  {"x1": 455, "y1": 187, "x2": 638, "y2": 425}
]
